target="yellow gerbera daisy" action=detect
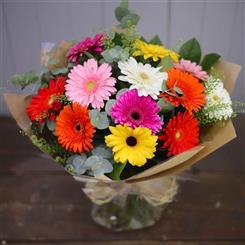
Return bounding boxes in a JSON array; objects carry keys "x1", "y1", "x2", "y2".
[
  {"x1": 132, "y1": 39, "x2": 179, "y2": 62},
  {"x1": 105, "y1": 125, "x2": 158, "y2": 167}
]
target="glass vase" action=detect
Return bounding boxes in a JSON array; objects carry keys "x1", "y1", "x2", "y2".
[{"x1": 91, "y1": 194, "x2": 165, "y2": 231}]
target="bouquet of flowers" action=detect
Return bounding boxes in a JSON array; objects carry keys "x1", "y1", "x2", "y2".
[
  {"x1": 4, "y1": 0, "x2": 242, "y2": 182},
  {"x1": 4, "y1": 1, "x2": 242, "y2": 229}
]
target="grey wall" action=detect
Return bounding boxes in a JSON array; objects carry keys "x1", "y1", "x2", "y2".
[{"x1": 0, "y1": 0, "x2": 244, "y2": 115}]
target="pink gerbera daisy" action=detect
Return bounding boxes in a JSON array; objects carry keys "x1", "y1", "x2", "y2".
[
  {"x1": 110, "y1": 89, "x2": 163, "y2": 134},
  {"x1": 65, "y1": 59, "x2": 116, "y2": 109},
  {"x1": 68, "y1": 33, "x2": 105, "y2": 63},
  {"x1": 174, "y1": 59, "x2": 209, "y2": 81}
]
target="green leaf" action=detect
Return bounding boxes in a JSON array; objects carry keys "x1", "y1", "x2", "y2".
[
  {"x1": 179, "y1": 38, "x2": 202, "y2": 63},
  {"x1": 116, "y1": 88, "x2": 128, "y2": 99},
  {"x1": 115, "y1": 7, "x2": 130, "y2": 22},
  {"x1": 109, "y1": 162, "x2": 127, "y2": 180},
  {"x1": 51, "y1": 67, "x2": 68, "y2": 75},
  {"x1": 8, "y1": 70, "x2": 39, "y2": 89},
  {"x1": 46, "y1": 120, "x2": 55, "y2": 131},
  {"x1": 173, "y1": 85, "x2": 183, "y2": 96},
  {"x1": 201, "y1": 53, "x2": 221, "y2": 72},
  {"x1": 119, "y1": 0, "x2": 128, "y2": 9},
  {"x1": 159, "y1": 56, "x2": 174, "y2": 71},
  {"x1": 149, "y1": 35, "x2": 162, "y2": 45},
  {"x1": 92, "y1": 146, "x2": 112, "y2": 159},
  {"x1": 121, "y1": 13, "x2": 140, "y2": 28},
  {"x1": 105, "y1": 99, "x2": 116, "y2": 115},
  {"x1": 89, "y1": 110, "x2": 110, "y2": 130}
]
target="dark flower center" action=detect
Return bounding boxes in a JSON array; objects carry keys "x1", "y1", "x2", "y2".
[
  {"x1": 126, "y1": 136, "x2": 137, "y2": 147},
  {"x1": 131, "y1": 111, "x2": 140, "y2": 120},
  {"x1": 75, "y1": 123, "x2": 83, "y2": 132}
]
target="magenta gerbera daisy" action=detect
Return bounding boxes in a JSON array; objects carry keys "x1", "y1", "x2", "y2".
[
  {"x1": 110, "y1": 89, "x2": 163, "y2": 134},
  {"x1": 174, "y1": 59, "x2": 209, "y2": 81},
  {"x1": 68, "y1": 33, "x2": 105, "y2": 63},
  {"x1": 65, "y1": 59, "x2": 116, "y2": 109}
]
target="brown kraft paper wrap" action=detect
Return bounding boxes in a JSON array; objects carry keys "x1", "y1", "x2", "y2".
[{"x1": 3, "y1": 59, "x2": 242, "y2": 184}]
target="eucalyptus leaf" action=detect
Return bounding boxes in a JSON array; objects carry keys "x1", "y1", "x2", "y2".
[
  {"x1": 92, "y1": 146, "x2": 113, "y2": 159},
  {"x1": 121, "y1": 13, "x2": 140, "y2": 28},
  {"x1": 84, "y1": 155, "x2": 113, "y2": 176},
  {"x1": 66, "y1": 154, "x2": 88, "y2": 175},
  {"x1": 89, "y1": 110, "x2": 110, "y2": 130},
  {"x1": 201, "y1": 53, "x2": 221, "y2": 72},
  {"x1": 46, "y1": 120, "x2": 55, "y2": 131},
  {"x1": 179, "y1": 38, "x2": 201, "y2": 63},
  {"x1": 149, "y1": 35, "x2": 162, "y2": 45},
  {"x1": 105, "y1": 99, "x2": 116, "y2": 115},
  {"x1": 161, "y1": 80, "x2": 168, "y2": 92},
  {"x1": 157, "y1": 98, "x2": 175, "y2": 112},
  {"x1": 115, "y1": 7, "x2": 130, "y2": 22},
  {"x1": 8, "y1": 70, "x2": 39, "y2": 89},
  {"x1": 159, "y1": 56, "x2": 174, "y2": 71},
  {"x1": 51, "y1": 67, "x2": 68, "y2": 75},
  {"x1": 116, "y1": 88, "x2": 128, "y2": 99},
  {"x1": 173, "y1": 85, "x2": 183, "y2": 96}
]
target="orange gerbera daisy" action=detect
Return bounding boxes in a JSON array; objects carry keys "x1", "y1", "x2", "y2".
[
  {"x1": 55, "y1": 103, "x2": 95, "y2": 153},
  {"x1": 160, "y1": 68, "x2": 205, "y2": 113},
  {"x1": 159, "y1": 111, "x2": 199, "y2": 156}
]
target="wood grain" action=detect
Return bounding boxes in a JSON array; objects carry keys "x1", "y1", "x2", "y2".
[{"x1": 0, "y1": 116, "x2": 244, "y2": 244}]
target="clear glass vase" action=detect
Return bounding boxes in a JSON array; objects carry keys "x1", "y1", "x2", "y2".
[{"x1": 91, "y1": 194, "x2": 165, "y2": 231}]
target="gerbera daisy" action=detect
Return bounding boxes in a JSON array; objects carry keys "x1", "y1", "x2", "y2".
[
  {"x1": 65, "y1": 59, "x2": 116, "y2": 109},
  {"x1": 160, "y1": 68, "x2": 206, "y2": 114},
  {"x1": 174, "y1": 59, "x2": 209, "y2": 81},
  {"x1": 132, "y1": 39, "x2": 179, "y2": 62},
  {"x1": 159, "y1": 111, "x2": 199, "y2": 156},
  {"x1": 105, "y1": 125, "x2": 158, "y2": 167},
  {"x1": 68, "y1": 33, "x2": 105, "y2": 63},
  {"x1": 110, "y1": 89, "x2": 163, "y2": 134},
  {"x1": 118, "y1": 57, "x2": 167, "y2": 99},
  {"x1": 55, "y1": 103, "x2": 95, "y2": 153},
  {"x1": 26, "y1": 76, "x2": 66, "y2": 122}
]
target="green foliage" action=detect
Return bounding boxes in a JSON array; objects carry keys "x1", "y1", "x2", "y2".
[
  {"x1": 109, "y1": 161, "x2": 127, "y2": 180},
  {"x1": 179, "y1": 38, "x2": 201, "y2": 63},
  {"x1": 9, "y1": 70, "x2": 39, "y2": 89},
  {"x1": 66, "y1": 147, "x2": 113, "y2": 177},
  {"x1": 115, "y1": 6, "x2": 130, "y2": 22},
  {"x1": 201, "y1": 53, "x2": 221, "y2": 72},
  {"x1": 120, "y1": 13, "x2": 140, "y2": 29},
  {"x1": 51, "y1": 67, "x2": 68, "y2": 75},
  {"x1": 158, "y1": 56, "x2": 174, "y2": 71},
  {"x1": 89, "y1": 110, "x2": 110, "y2": 130},
  {"x1": 115, "y1": 0, "x2": 140, "y2": 29},
  {"x1": 102, "y1": 45, "x2": 129, "y2": 63},
  {"x1": 149, "y1": 35, "x2": 162, "y2": 45},
  {"x1": 105, "y1": 99, "x2": 116, "y2": 115},
  {"x1": 30, "y1": 134, "x2": 68, "y2": 164}
]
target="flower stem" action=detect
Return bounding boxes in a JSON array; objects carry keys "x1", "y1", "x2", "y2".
[{"x1": 109, "y1": 162, "x2": 127, "y2": 180}]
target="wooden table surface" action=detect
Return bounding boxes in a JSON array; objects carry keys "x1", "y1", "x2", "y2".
[{"x1": 0, "y1": 116, "x2": 244, "y2": 245}]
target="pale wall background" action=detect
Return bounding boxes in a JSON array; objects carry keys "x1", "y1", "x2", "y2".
[{"x1": 0, "y1": 0, "x2": 244, "y2": 115}]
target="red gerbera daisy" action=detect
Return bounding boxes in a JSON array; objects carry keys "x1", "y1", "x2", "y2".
[
  {"x1": 159, "y1": 111, "x2": 199, "y2": 156},
  {"x1": 55, "y1": 103, "x2": 95, "y2": 153},
  {"x1": 26, "y1": 76, "x2": 66, "y2": 122},
  {"x1": 159, "y1": 68, "x2": 206, "y2": 114}
]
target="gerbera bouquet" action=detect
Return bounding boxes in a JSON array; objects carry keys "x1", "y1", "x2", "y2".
[{"x1": 4, "y1": 0, "x2": 241, "y2": 183}]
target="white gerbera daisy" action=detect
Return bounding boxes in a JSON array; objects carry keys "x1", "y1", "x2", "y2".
[
  {"x1": 118, "y1": 57, "x2": 168, "y2": 99},
  {"x1": 197, "y1": 76, "x2": 233, "y2": 125}
]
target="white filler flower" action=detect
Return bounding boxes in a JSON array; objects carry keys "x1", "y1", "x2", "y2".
[
  {"x1": 203, "y1": 76, "x2": 233, "y2": 121},
  {"x1": 118, "y1": 57, "x2": 168, "y2": 99}
]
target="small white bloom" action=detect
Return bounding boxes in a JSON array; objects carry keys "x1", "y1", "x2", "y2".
[
  {"x1": 118, "y1": 57, "x2": 168, "y2": 99},
  {"x1": 203, "y1": 76, "x2": 233, "y2": 121}
]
